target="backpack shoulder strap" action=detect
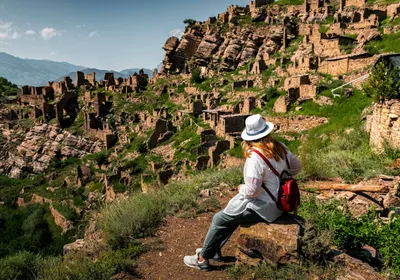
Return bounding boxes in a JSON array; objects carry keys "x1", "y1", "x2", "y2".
[
  {"x1": 250, "y1": 149, "x2": 279, "y2": 206},
  {"x1": 251, "y1": 149, "x2": 279, "y2": 177}
]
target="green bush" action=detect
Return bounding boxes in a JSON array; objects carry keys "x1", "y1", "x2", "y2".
[
  {"x1": 363, "y1": 60, "x2": 400, "y2": 102},
  {"x1": 0, "y1": 243, "x2": 144, "y2": 280},
  {"x1": 228, "y1": 261, "x2": 338, "y2": 280},
  {"x1": 298, "y1": 129, "x2": 391, "y2": 182},
  {"x1": 0, "y1": 204, "x2": 60, "y2": 258},
  {"x1": 190, "y1": 68, "x2": 203, "y2": 84},
  {"x1": 0, "y1": 251, "x2": 43, "y2": 280},
  {"x1": 299, "y1": 197, "x2": 400, "y2": 276},
  {"x1": 183, "y1": 19, "x2": 196, "y2": 26},
  {"x1": 0, "y1": 77, "x2": 18, "y2": 97},
  {"x1": 38, "y1": 246, "x2": 141, "y2": 280}
]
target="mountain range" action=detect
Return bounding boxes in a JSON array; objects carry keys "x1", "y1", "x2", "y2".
[{"x1": 0, "y1": 52, "x2": 153, "y2": 86}]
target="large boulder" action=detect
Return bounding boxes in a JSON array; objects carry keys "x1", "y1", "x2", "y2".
[
  {"x1": 236, "y1": 215, "x2": 301, "y2": 266},
  {"x1": 163, "y1": 36, "x2": 180, "y2": 54}
]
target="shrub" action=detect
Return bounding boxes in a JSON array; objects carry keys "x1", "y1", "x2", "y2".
[
  {"x1": 0, "y1": 251, "x2": 43, "y2": 280},
  {"x1": 299, "y1": 197, "x2": 400, "y2": 276},
  {"x1": 363, "y1": 60, "x2": 400, "y2": 102},
  {"x1": 298, "y1": 129, "x2": 391, "y2": 182},
  {"x1": 227, "y1": 261, "x2": 338, "y2": 280},
  {"x1": 0, "y1": 77, "x2": 18, "y2": 97},
  {"x1": 99, "y1": 168, "x2": 242, "y2": 248},
  {"x1": 183, "y1": 19, "x2": 196, "y2": 26},
  {"x1": 38, "y1": 246, "x2": 142, "y2": 280},
  {"x1": 190, "y1": 68, "x2": 203, "y2": 84}
]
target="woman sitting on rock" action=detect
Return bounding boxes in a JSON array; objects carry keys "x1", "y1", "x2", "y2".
[{"x1": 184, "y1": 114, "x2": 302, "y2": 271}]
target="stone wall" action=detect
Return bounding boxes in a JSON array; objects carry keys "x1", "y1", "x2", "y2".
[
  {"x1": 387, "y1": 3, "x2": 400, "y2": 18},
  {"x1": 299, "y1": 84, "x2": 317, "y2": 100},
  {"x1": 86, "y1": 72, "x2": 96, "y2": 86},
  {"x1": 366, "y1": 100, "x2": 400, "y2": 153},
  {"x1": 216, "y1": 114, "x2": 249, "y2": 138},
  {"x1": 319, "y1": 53, "x2": 375, "y2": 76},
  {"x1": 284, "y1": 75, "x2": 310, "y2": 91}
]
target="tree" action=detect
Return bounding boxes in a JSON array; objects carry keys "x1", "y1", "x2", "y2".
[
  {"x1": 190, "y1": 68, "x2": 203, "y2": 84},
  {"x1": 0, "y1": 77, "x2": 18, "y2": 97},
  {"x1": 363, "y1": 60, "x2": 400, "y2": 102},
  {"x1": 183, "y1": 19, "x2": 196, "y2": 26}
]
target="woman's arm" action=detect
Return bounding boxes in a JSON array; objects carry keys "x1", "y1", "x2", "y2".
[
  {"x1": 239, "y1": 156, "x2": 264, "y2": 198},
  {"x1": 287, "y1": 150, "x2": 302, "y2": 176},
  {"x1": 239, "y1": 178, "x2": 263, "y2": 198}
]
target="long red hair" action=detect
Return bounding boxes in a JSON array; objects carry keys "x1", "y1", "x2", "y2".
[{"x1": 242, "y1": 135, "x2": 286, "y2": 161}]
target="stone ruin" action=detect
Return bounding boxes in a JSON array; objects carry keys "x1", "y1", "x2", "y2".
[
  {"x1": 16, "y1": 69, "x2": 149, "y2": 149},
  {"x1": 83, "y1": 91, "x2": 116, "y2": 149},
  {"x1": 18, "y1": 84, "x2": 78, "y2": 128},
  {"x1": 284, "y1": 74, "x2": 317, "y2": 101},
  {"x1": 366, "y1": 100, "x2": 400, "y2": 153},
  {"x1": 319, "y1": 52, "x2": 376, "y2": 76}
]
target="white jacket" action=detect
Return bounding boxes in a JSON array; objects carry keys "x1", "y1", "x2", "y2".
[{"x1": 223, "y1": 147, "x2": 302, "y2": 222}]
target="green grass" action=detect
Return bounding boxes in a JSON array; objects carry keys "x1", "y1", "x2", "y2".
[
  {"x1": 228, "y1": 262, "x2": 339, "y2": 280},
  {"x1": 227, "y1": 143, "x2": 244, "y2": 158},
  {"x1": 52, "y1": 202, "x2": 77, "y2": 221},
  {"x1": 288, "y1": 90, "x2": 398, "y2": 183},
  {"x1": 99, "y1": 168, "x2": 242, "y2": 248},
  {"x1": 299, "y1": 126, "x2": 394, "y2": 183},
  {"x1": 367, "y1": 0, "x2": 400, "y2": 4},
  {"x1": 299, "y1": 197, "x2": 400, "y2": 276},
  {"x1": 274, "y1": 0, "x2": 303, "y2": 5},
  {"x1": 0, "y1": 243, "x2": 145, "y2": 280},
  {"x1": 365, "y1": 31, "x2": 400, "y2": 54}
]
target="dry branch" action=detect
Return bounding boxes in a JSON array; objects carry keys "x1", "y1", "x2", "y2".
[{"x1": 309, "y1": 183, "x2": 388, "y2": 193}]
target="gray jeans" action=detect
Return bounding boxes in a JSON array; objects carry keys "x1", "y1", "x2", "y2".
[{"x1": 200, "y1": 209, "x2": 265, "y2": 259}]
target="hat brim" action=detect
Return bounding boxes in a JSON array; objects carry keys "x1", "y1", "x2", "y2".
[{"x1": 241, "y1": 121, "x2": 274, "y2": 141}]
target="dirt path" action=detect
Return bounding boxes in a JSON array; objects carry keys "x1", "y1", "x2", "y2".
[
  {"x1": 135, "y1": 213, "x2": 238, "y2": 280},
  {"x1": 135, "y1": 210, "x2": 238, "y2": 279}
]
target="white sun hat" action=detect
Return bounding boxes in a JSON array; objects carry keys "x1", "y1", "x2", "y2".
[{"x1": 241, "y1": 114, "x2": 274, "y2": 141}]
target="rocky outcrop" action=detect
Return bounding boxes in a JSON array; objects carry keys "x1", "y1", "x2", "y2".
[
  {"x1": 162, "y1": 28, "x2": 204, "y2": 73},
  {"x1": 332, "y1": 251, "x2": 386, "y2": 280},
  {"x1": 194, "y1": 35, "x2": 224, "y2": 66},
  {"x1": 0, "y1": 124, "x2": 103, "y2": 178},
  {"x1": 236, "y1": 215, "x2": 301, "y2": 265}
]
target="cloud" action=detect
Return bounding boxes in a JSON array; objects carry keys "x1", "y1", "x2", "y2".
[
  {"x1": 40, "y1": 27, "x2": 63, "y2": 40},
  {"x1": 0, "y1": 41, "x2": 11, "y2": 46},
  {"x1": 0, "y1": 20, "x2": 21, "y2": 40},
  {"x1": 24, "y1": 30, "x2": 36, "y2": 36},
  {"x1": 0, "y1": 21, "x2": 12, "y2": 30},
  {"x1": 77, "y1": 24, "x2": 86, "y2": 28},
  {"x1": 169, "y1": 29, "x2": 184, "y2": 38},
  {"x1": 88, "y1": 31, "x2": 99, "y2": 38},
  {"x1": 49, "y1": 52, "x2": 56, "y2": 56}
]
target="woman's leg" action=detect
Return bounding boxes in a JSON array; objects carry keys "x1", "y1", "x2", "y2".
[{"x1": 200, "y1": 209, "x2": 264, "y2": 260}]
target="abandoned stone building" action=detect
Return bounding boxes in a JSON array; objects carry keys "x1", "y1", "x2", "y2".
[
  {"x1": 319, "y1": 52, "x2": 376, "y2": 76},
  {"x1": 86, "y1": 72, "x2": 96, "y2": 86},
  {"x1": 83, "y1": 91, "x2": 116, "y2": 148},
  {"x1": 216, "y1": 114, "x2": 250, "y2": 138},
  {"x1": 125, "y1": 69, "x2": 149, "y2": 93},
  {"x1": 18, "y1": 84, "x2": 79, "y2": 128},
  {"x1": 250, "y1": 0, "x2": 273, "y2": 12}
]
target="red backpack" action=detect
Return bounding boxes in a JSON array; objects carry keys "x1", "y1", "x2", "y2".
[{"x1": 251, "y1": 149, "x2": 301, "y2": 216}]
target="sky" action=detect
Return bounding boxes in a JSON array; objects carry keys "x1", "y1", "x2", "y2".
[{"x1": 0, "y1": 0, "x2": 248, "y2": 71}]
